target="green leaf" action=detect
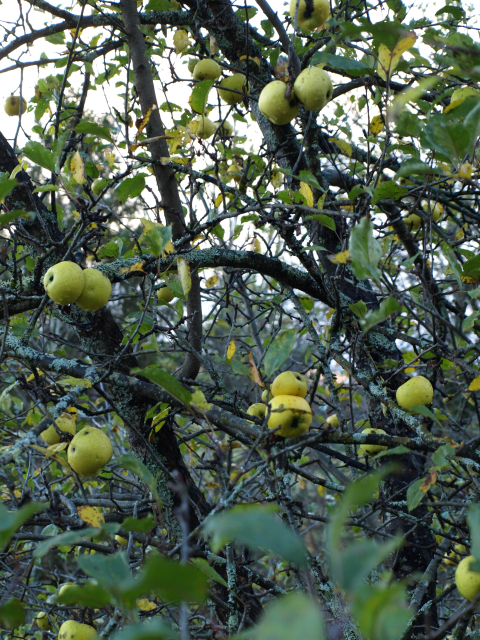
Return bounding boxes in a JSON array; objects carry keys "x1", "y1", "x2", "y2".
[
  {"x1": 116, "y1": 453, "x2": 161, "y2": 505},
  {"x1": 360, "y1": 296, "x2": 402, "y2": 334},
  {"x1": 348, "y1": 300, "x2": 368, "y2": 318},
  {"x1": 468, "y1": 503, "x2": 480, "y2": 570},
  {"x1": 394, "y1": 158, "x2": 442, "y2": 179},
  {"x1": 145, "y1": 0, "x2": 173, "y2": 8},
  {"x1": 189, "y1": 79, "x2": 216, "y2": 114},
  {"x1": 352, "y1": 582, "x2": 410, "y2": 640},
  {"x1": 348, "y1": 216, "x2": 382, "y2": 282},
  {"x1": 0, "y1": 599, "x2": 25, "y2": 630},
  {"x1": 133, "y1": 365, "x2": 192, "y2": 407},
  {"x1": 409, "y1": 404, "x2": 442, "y2": 427},
  {"x1": 32, "y1": 184, "x2": 59, "y2": 193},
  {"x1": 45, "y1": 31, "x2": 65, "y2": 44},
  {"x1": 371, "y1": 181, "x2": 408, "y2": 205},
  {"x1": 431, "y1": 444, "x2": 455, "y2": 469},
  {"x1": 56, "y1": 582, "x2": 112, "y2": 607},
  {"x1": 0, "y1": 209, "x2": 31, "y2": 227},
  {"x1": 190, "y1": 558, "x2": 228, "y2": 587},
  {"x1": 311, "y1": 52, "x2": 373, "y2": 76},
  {"x1": 442, "y1": 244, "x2": 463, "y2": 286},
  {"x1": 234, "y1": 592, "x2": 325, "y2": 640},
  {"x1": 203, "y1": 503, "x2": 307, "y2": 568},
  {"x1": 98, "y1": 239, "x2": 122, "y2": 259},
  {"x1": 462, "y1": 254, "x2": 480, "y2": 280},
  {"x1": 122, "y1": 515, "x2": 156, "y2": 533},
  {"x1": 296, "y1": 170, "x2": 322, "y2": 190},
  {"x1": 305, "y1": 213, "x2": 336, "y2": 231},
  {"x1": 111, "y1": 619, "x2": 178, "y2": 640},
  {"x1": 23, "y1": 141, "x2": 56, "y2": 173},
  {"x1": 0, "y1": 178, "x2": 18, "y2": 201},
  {"x1": 34, "y1": 527, "x2": 99, "y2": 558},
  {"x1": 76, "y1": 120, "x2": 113, "y2": 142},
  {"x1": 141, "y1": 224, "x2": 172, "y2": 259},
  {"x1": 374, "y1": 444, "x2": 411, "y2": 458},
  {"x1": 406, "y1": 477, "x2": 425, "y2": 512},
  {"x1": 0, "y1": 502, "x2": 45, "y2": 550},
  {"x1": 116, "y1": 174, "x2": 147, "y2": 203},
  {"x1": 264, "y1": 329, "x2": 297, "y2": 378},
  {"x1": 462, "y1": 310, "x2": 480, "y2": 332}
]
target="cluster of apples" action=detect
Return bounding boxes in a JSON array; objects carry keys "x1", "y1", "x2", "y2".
[
  {"x1": 41, "y1": 409, "x2": 113, "y2": 477},
  {"x1": 247, "y1": 371, "x2": 313, "y2": 438},
  {"x1": 43, "y1": 261, "x2": 111, "y2": 311}
]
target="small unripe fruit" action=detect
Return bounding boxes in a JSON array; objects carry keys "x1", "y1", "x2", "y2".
[
  {"x1": 290, "y1": 0, "x2": 330, "y2": 31},
  {"x1": 157, "y1": 286, "x2": 176, "y2": 303},
  {"x1": 191, "y1": 115, "x2": 216, "y2": 139},
  {"x1": 193, "y1": 59, "x2": 222, "y2": 81},
  {"x1": 258, "y1": 81, "x2": 299, "y2": 125},
  {"x1": 246, "y1": 403, "x2": 267, "y2": 419},
  {"x1": 41, "y1": 412, "x2": 76, "y2": 445},
  {"x1": 36, "y1": 611, "x2": 55, "y2": 630},
  {"x1": 293, "y1": 67, "x2": 333, "y2": 111},
  {"x1": 217, "y1": 74, "x2": 250, "y2": 105},
  {"x1": 215, "y1": 120, "x2": 234, "y2": 136},
  {"x1": 4, "y1": 96, "x2": 27, "y2": 117}
]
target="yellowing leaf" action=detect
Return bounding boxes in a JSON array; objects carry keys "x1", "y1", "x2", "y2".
[
  {"x1": 71, "y1": 209, "x2": 80, "y2": 219},
  {"x1": 105, "y1": 150, "x2": 115, "y2": 167},
  {"x1": 46, "y1": 442, "x2": 68, "y2": 455},
  {"x1": 173, "y1": 29, "x2": 190, "y2": 54},
  {"x1": 420, "y1": 469, "x2": 437, "y2": 493},
  {"x1": 457, "y1": 162, "x2": 473, "y2": 179},
  {"x1": 248, "y1": 351, "x2": 264, "y2": 388},
  {"x1": 239, "y1": 55, "x2": 261, "y2": 66},
  {"x1": 70, "y1": 151, "x2": 85, "y2": 185},
  {"x1": 161, "y1": 157, "x2": 189, "y2": 165},
  {"x1": 456, "y1": 223, "x2": 468, "y2": 240},
  {"x1": 152, "y1": 407, "x2": 169, "y2": 432},
  {"x1": 404, "y1": 367, "x2": 416, "y2": 374},
  {"x1": 469, "y1": 376, "x2": 480, "y2": 391},
  {"x1": 377, "y1": 33, "x2": 416, "y2": 80},
  {"x1": 119, "y1": 261, "x2": 146, "y2": 274},
  {"x1": 271, "y1": 170, "x2": 282, "y2": 189},
  {"x1": 369, "y1": 115, "x2": 385, "y2": 135},
  {"x1": 298, "y1": 476, "x2": 306, "y2": 490},
  {"x1": 226, "y1": 340, "x2": 236, "y2": 360},
  {"x1": 58, "y1": 377, "x2": 92, "y2": 389},
  {"x1": 78, "y1": 505, "x2": 105, "y2": 527},
  {"x1": 329, "y1": 137, "x2": 352, "y2": 157},
  {"x1": 137, "y1": 599, "x2": 157, "y2": 611},
  {"x1": 317, "y1": 485, "x2": 325, "y2": 497},
  {"x1": 252, "y1": 238, "x2": 262, "y2": 253},
  {"x1": 177, "y1": 257, "x2": 191, "y2": 296},
  {"x1": 205, "y1": 275, "x2": 218, "y2": 288},
  {"x1": 214, "y1": 193, "x2": 223, "y2": 208},
  {"x1": 26, "y1": 370, "x2": 44, "y2": 382},
  {"x1": 191, "y1": 390, "x2": 211, "y2": 412},
  {"x1": 299, "y1": 182, "x2": 313, "y2": 207},
  {"x1": 329, "y1": 250, "x2": 350, "y2": 264}
]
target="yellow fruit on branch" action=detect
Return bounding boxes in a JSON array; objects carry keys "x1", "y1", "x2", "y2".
[
  {"x1": 217, "y1": 74, "x2": 250, "y2": 105},
  {"x1": 246, "y1": 403, "x2": 267, "y2": 419},
  {"x1": 326, "y1": 414, "x2": 340, "y2": 428},
  {"x1": 290, "y1": 0, "x2": 330, "y2": 31},
  {"x1": 4, "y1": 95, "x2": 27, "y2": 116},
  {"x1": 75, "y1": 268, "x2": 112, "y2": 311},
  {"x1": 293, "y1": 67, "x2": 333, "y2": 111},
  {"x1": 358, "y1": 428, "x2": 387, "y2": 456},
  {"x1": 157, "y1": 285, "x2": 176, "y2": 303},
  {"x1": 215, "y1": 120, "x2": 233, "y2": 136},
  {"x1": 193, "y1": 59, "x2": 222, "y2": 81},
  {"x1": 455, "y1": 555, "x2": 480, "y2": 600},
  {"x1": 261, "y1": 389, "x2": 272, "y2": 402},
  {"x1": 44, "y1": 261, "x2": 85, "y2": 306},
  {"x1": 396, "y1": 375, "x2": 434, "y2": 410},
  {"x1": 36, "y1": 611, "x2": 56, "y2": 630},
  {"x1": 41, "y1": 412, "x2": 76, "y2": 445},
  {"x1": 267, "y1": 395, "x2": 312, "y2": 438},
  {"x1": 258, "y1": 81, "x2": 299, "y2": 125},
  {"x1": 58, "y1": 620, "x2": 98, "y2": 640},
  {"x1": 191, "y1": 115, "x2": 216, "y2": 139},
  {"x1": 271, "y1": 371, "x2": 308, "y2": 398},
  {"x1": 67, "y1": 426, "x2": 113, "y2": 476}
]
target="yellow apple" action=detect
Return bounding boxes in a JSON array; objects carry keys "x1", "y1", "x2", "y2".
[
  {"x1": 191, "y1": 115, "x2": 216, "y2": 139},
  {"x1": 67, "y1": 427, "x2": 113, "y2": 476},
  {"x1": 58, "y1": 582, "x2": 75, "y2": 598},
  {"x1": 268, "y1": 395, "x2": 312, "y2": 438},
  {"x1": 358, "y1": 428, "x2": 387, "y2": 456},
  {"x1": 246, "y1": 403, "x2": 267, "y2": 419},
  {"x1": 58, "y1": 620, "x2": 98, "y2": 640},
  {"x1": 193, "y1": 59, "x2": 222, "y2": 81},
  {"x1": 258, "y1": 81, "x2": 299, "y2": 125},
  {"x1": 445, "y1": 544, "x2": 466, "y2": 566},
  {"x1": 4, "y1": 96, "x2": 27, "y2": 116},
  {"x1": 36, "y1": 612, "x2": 55, "y2": 630},
  {"x1": 41, "y1": 413, "x2": 76, "y2": 445},
  {"x1": 455, "y1": 555, "x2": 480, "y2": 601},
  {"x1": 157, "y1": 285, "x2": 176, "y2": 303},
  {"x1": 217, "y1": 74, "x2": 250, "y2": 105},
  {"x1": 44, "y1": 261, "x2": 85, "y2": 306},
  {"x1": 75, "y1": 268, "x2": 112, "y2": 311},
  {"x1": 215, "y1": 120, "x2": 234, "y2": 136},
  {"x1": 226, "y1": 164, "x2": 242, "y2": 182},
  {"x1": 293, "y1": 67, "x2": 333, "y2": 111},
  {"x1": 290, "y1": 0, "x2": 330, "y2": 31},
  {"x1": 396, "y1": 375, "x2": 434, "y2": 410},
  {"x1": 422, "y1": 201, "x2": 443, "y2": 221},
  {"x1": 458, "y1": 162, "x2": 473, "y2": 179},
  {"x1": 271, "y1": 371, "x2": 308, "y2": 398},
  {"x1": 326, "y1": 414, "x2": 339, "y2": 428}
]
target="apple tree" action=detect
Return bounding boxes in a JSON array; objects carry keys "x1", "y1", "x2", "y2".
[{"x1": 1, "y1": 0, "x2": 480, "y2": 638}]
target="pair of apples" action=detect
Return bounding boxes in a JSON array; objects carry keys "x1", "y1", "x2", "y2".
[{"x1": 44, "y1": 261, "x2": 112, "y2": 311}]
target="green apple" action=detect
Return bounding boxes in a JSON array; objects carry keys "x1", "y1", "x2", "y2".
[
  {"x1": 271, "y1": 371, "x2": 308, "y2": 398},
  {"x1": 41, "y1": 413, "x2": 76, "y2": 445},
  {"x1": 191, "y1": 115, "x2": 216, "y2": 139},
  {"x1": 44, "y1": 261, "x2": 85, "y2": 306},
  {"x1": 75, "y1": 268, "x2": 112, "y2": 311},
  {"x1": 290, "y1": 0, "x2": 330, "y2": 31},
  {"x1": 36, "y1": 611, "x2": 56, "y2": 630},
  {"x1": 246, "y1": 403, "x2": 267, "y2": 419},
  {"x1": 261, "y1": 389, "x2": 272, "y2": 402},
  {"x1": 58, "y1": 620, "x2": 98, "y2": 640},
  {"x1": 193, "y1": 59, "x2": 222, "y2": 80},
  {"x1": 455, "y1": 556, "x2": 480, "y2": 600},
  {"x1": 215, "y1": 120, "x2": 234, "y2": 136},
  {"x1": 258, "y1": 81, "x2": 299, "y2": 125},
  {"x1": 58, "y1": 582, "x2": 75, "y2": 598},
  {"x1": 396, "y1": 375, "x2": 434, "y2": 410},
  {"x1": 67, "y1": 427, "x2": 113, "y2": 476},
  {"x1": 293, "y1": 67, "x2": 333, "y2": 111},
  {"x1": 4, "y1": 96, "x2": 27, "y2": 116},
  {"x1": 326, "y1": 414, "x2": 340, "y2": 428},
  {"x1": 217, "y1": 74, "x2": 250, "y2": 105},
  {"x1": 157, "y1": 285, "x2": 176, "y2": 303},
  {"x1": 268, "y1": 395, "x2": 312, "y2": 438},
  {"x1": 358, "y1": 428, "x2": 387, "y2": 456}
]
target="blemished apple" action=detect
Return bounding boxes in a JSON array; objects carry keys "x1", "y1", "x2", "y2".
[
  {"x1": 67, "y1": 427, "x2": 113, "y2": 476},
  {"x1": 455, "y1": 555, "x2": 480, "y2": 601},
  {"x1": 246, "y1": 403, "x2": 267, "y2": 419},
  {"x1": 44, "y1": 261, "x2": 85, "y2": 306},
  {"x1": 193, "y1": 59, "x2": 222, "y2": 81},
  {"x1": 4, "y1": 96, "x2": 27, "y2": 116},
  {"x1": 290, "y1": 0, "x2": 330, "y2": 31},
  {"x1": 293, "y1": 67, "x2": 333, "y2": 111},
  {"x1": 58, "y1": 620, "x2": 98, "y2": 640},
  {"x1": 217, "y1": 74, "x2": 250, "y2": 105},
  {"x1": 36, "y1": 611, "x2": 56, "y2": 630},
  {"x1": 271, "y1": 371, "x2": 308, "y2": 398},
  {"x1": 326, "y1": 414, "x2": 340, "y2": 428},
  {"x1": 268, "y1": 395, "x2": 312, "y2": 438},
  {"x1": 191, "y1": 115, "x2": 216, "y2": 139},
  {"x1": 41, "y1": 412, "x2": 76, "y2": 445},
  {"x1": 396, "y1": 375, "x2": 434, "y2": 410},
  {"x1": 258, "y1": 81, "x2": 299, "y2": 125},
  {"x1": 358, "y1": 428, "x2": 387, "y2": 456},
  {"x1": 404, "y1": 202, "x2": 443, "y2": 230},
  {"x1": 75, "y1": 268, "x2": 112, "y2": 311}
]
